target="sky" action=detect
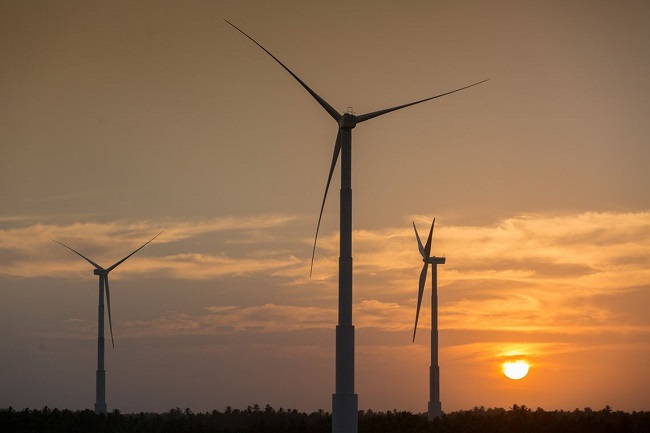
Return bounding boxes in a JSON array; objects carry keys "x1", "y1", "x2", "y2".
[{"x1": 1, "y1": 0, "x2": 649, "y2": 415}]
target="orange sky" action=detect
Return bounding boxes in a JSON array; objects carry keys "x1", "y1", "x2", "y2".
[{"x1": 1, "y1": 0, "x2": 649, "y2": 414}]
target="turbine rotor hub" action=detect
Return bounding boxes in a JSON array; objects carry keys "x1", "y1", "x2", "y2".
[{"x1": 94, "y1": 269, "x2": 108, "y2": 276}]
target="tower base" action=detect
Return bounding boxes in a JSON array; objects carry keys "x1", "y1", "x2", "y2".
[
  {"x1": 95, "y1": 369, "x2": 107, "y2": 414},
  {"x1": 94, "y1": 402, "x2": 107, "y2": 414},
  {"x1": 332, "y1": 393, "x2": 358, "y2": 433},
  {"x1": 428, "y1": 401, "x2": 441, "y2": 420}
]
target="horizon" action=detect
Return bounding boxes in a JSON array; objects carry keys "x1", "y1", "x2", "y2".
[{"x1": 0, "y1": 402, "x2": 639, "y2": 414}]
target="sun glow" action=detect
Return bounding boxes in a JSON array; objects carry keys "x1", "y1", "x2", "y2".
[{"x1": 502, "y1": 360, "x2": 529, "y2": 380}]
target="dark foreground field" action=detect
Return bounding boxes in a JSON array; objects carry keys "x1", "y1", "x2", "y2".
[{"x1": 2, "y1": 404, "x2": 648, "y2": 433}]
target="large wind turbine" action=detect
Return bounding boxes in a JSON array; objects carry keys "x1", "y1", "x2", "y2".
[
  {"x1": 412, "y1": 219, "x2": 445, "y2": 420},
  {"x1": 53, "y1": 232, "x2": 161, "y2": 414},
  {"x1": 226, "y1": 20, "x2": 484, "y2": 433}
]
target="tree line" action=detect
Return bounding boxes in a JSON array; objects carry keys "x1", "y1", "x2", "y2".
[{"x1": 1, "y1": 404, "x2": 648, "y2": 433}]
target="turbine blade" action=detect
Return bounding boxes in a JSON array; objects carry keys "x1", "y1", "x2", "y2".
[
  {"x1": 224, "y1": 19, "x2": 341, "y2": 122},
  {"x1": 52, "y1": 240, "x2": 103, "y2": 270},
  {"x1": 423, "y1": 218, "x2": 435, "y2": 259},
  {"x1": 355, "y1": 79, "x2": 489, "y2": 124},
  {"x1": 106, "y1": 231, "x2": 162, "y2": 273},
  {"x1": 413, "y1": 262, "x2": 429, "y2": 342},
  {"x1": 413, "y1": 222, "x2": 425, "y2": 258},
  {"x1": 105, "y1": 275, "x2": 115, "y2": 349},
  {"x1": 310, "y1": 130, "x2": 342, "y2": 277}
]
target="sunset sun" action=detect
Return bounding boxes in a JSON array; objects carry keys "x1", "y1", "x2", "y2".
[{"x1": 502, "y1": 360, "x2": 529, "y2": 380}]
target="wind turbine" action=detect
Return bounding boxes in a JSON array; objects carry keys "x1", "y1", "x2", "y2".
[
  {"x1": 53, "y1": 232, "x2": 161, "y2": 414},
  {"x1": 225, "y1": 20, "x2": 485, "y2": 433},
  {"x1": 412, "y1": 219, "x2": 445, "y2": 420}
]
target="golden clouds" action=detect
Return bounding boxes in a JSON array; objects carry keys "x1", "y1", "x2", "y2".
[
  {"x1": 95, "y1": 301, "x2": 413, "y2": 339},
  {"x1": 2, "y1": 211, "x2": 648, "y2": 339},
  {"x1": 0, "y1": 215, "x2": 297, "y2": 279}
]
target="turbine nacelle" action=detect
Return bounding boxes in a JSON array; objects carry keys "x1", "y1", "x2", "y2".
[
  {"x1": 427, "y1": 256, "x2": 446, "y2": 265},
  {"x1": 339, "y1": 113, "x2": 357, "y2": 129},
  {"x1": 93, "y1": 268, "x2": 108, "y2": 276}
]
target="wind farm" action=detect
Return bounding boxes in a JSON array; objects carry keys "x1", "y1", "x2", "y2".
[
  {"x1": 225, "y1": 19, "x2": 486, "y2": 433},
  {"x1": 53, "y1": 232, "x2": 161, "y2": 414},
  {"x1": 1, "y1": 1, "x2": 649, "y2": 430}
]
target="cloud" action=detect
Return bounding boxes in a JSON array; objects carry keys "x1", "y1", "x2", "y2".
[
  {"x1": 0, "y1": 215, "x2": 299, "y2": 279},
  {"x1": 79, "y1": 301, "x2": 413, "y2": 339},
  {"x1": 320, "y1": 211, "x2": 650, "y2": 341},
  {"x1": 2, "y1": 211, "x2": 649, "y2": 341},
  {"x1": 136, "y1": 253, "x2": 303, "y2": 280},
  {"x1": 111, "y1": 304, "x2": 336, "y2": 338}
]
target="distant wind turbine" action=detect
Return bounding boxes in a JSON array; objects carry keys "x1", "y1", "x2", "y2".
[
  {"x1": 412, "y1": 219, "x2": 445, "y2": 420},
  {"x1": 226, "y1": 20, "x2": 485, "y2": 433},
  {"x1": 53, "y1": 232, "x2": 161, "y2": 414}
]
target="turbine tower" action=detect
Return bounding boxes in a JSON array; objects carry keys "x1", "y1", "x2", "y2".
[
  {"x1": 53, "y1": 232, "x2": 161, "y2": 414},
  {"x1": 226, "y1": 20, "x2": 484, "y2": 433},
  {"x1": 412, "y1": 219, "x2": 445, "y2": 420}
]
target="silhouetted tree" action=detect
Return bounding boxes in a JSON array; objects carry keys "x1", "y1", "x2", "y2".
[{"x1": 1, "y1": 404, "x2": 648, "y2": 433}]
